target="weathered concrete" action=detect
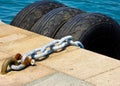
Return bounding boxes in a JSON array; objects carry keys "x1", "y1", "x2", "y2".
[
  {"x1": 26, "y1": 72, "x2": 94, "y2": 86},
  {"x1": 86, "y1": 67, "x2": 120, "y2": 86}
]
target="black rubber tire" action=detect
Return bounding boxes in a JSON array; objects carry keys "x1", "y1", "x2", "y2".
[
  {"x1": 54, "y1": 13, "x2": 120, "y2": 59},
  {"x1": 31, "y1": 7, "x2": 85, "y2": 38},
  {"x1": 10, "y1": 1, "x2": 65, "y2": 30}
]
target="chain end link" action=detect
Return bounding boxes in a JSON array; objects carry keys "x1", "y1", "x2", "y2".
[{"x1": 1, "y1": 53, "x2": 21, "y2": 75}]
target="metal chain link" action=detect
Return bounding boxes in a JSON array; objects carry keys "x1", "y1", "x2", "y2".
[{"x1": 10, "y1": 35, "x2": 84, "y2": 70}]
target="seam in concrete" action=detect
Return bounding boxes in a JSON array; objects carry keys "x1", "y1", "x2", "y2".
[
  {"x1": 60, "y1": 71, "x2": 96, "y2": 86},
  {"x1": 85, "y1": 66, "x2": 120, "y2": 80},
  {"x1": 38, "y1": 63, "x2": 95, "y2": 86},
  {"x1": 26, "y1": 72, "x2": 94, "y2": 86}
]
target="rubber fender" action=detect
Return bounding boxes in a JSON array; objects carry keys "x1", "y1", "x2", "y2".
[
  {"x1": 54, "y1": 13, "x2": 120, "y2": 59},
  {"x1": 10, "y1": 1, "x2": 65, "y2": 30},
  {"x1": 31, "y1": 7, "x2": 85, "y2": 38}
]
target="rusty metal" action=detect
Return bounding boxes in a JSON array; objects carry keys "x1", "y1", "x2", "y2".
[
  {"x1": 22, "y1": 57, "x2": 32, "y2": 66},
  {"x1": 1, "y1": 53, "x2": 22, "y2": 75},
  {"x1": 14, "y1": 53, "x2": 22, "y2": 60}
]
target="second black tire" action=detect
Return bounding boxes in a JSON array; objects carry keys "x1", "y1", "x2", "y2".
[
  {"x1": 31, "y1": 7, "x2": 85, "y2": 38},
  {"x1": 54, "y1": 13, "x2": 120, "y2": 59}
]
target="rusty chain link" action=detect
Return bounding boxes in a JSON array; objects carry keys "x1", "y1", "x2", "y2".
[{"x1": 1, "y1": 35, "x2": 84, "y2": 74}]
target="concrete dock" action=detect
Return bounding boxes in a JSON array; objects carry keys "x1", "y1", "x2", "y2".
[{"x1": 0, "y1": 22, "x2": 120, "y2": 86}]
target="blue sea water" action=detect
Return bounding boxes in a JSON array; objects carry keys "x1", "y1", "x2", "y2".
[{"x1": 0, "y1": 0, "x2": 120, "y2": 24}]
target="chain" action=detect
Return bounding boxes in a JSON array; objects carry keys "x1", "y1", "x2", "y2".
[{"x1": 9, "y1": 35, "x2": 84, "y2": 70}]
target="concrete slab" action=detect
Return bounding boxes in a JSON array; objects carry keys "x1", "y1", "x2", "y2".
[
  {"x1": 86, "y1": 67, "x2": 120, "y2": 86},
  {"x1": 41, "y1": 49, "x2": 120, "y2": 79},
  {"x1": 26, "y1": 72, "x2": 94, "y2": 86}
]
